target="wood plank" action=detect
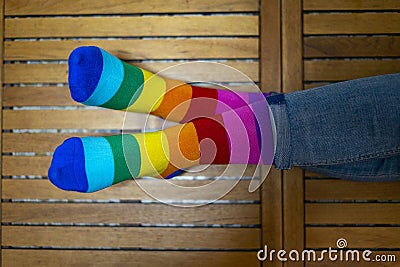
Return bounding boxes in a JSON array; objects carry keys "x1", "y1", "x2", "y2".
[
  {"x1": 306, "y1": 227, "x2": 400, "y2": 248},
  {"x1": 282, "y1": 1, "x2": 304, "y2": 266},
  {"x1": 304, "y1": 59, "x2": 400, "y2": 81},
  {"x1": 2, "y1": 226, "x2": 259, "y2": 249},
  {"x1": 2, "y1": 154, "x2": 258, "y2": 177},
  {"x1": 306, "y1": 203, "x2": 400, "y2": 224},
  {"x1": 306, "y1": 252, "x2": 399, "y2": 267},
  {"x1": 3, "y1": 249, "x2": 260, "y2": 267},
  {"x1": 5, "y1": 0, "x2": 259, "y2": 15},
  {"x1": 306, "y1": 180, "x2": 400, "y2": 201},
  {"x1": 304, "y1": 36, "x2": 400, "y2": 58},
  {"x1": 303, "y1": 0, "x2": 400, "y2": 11},
  {"x1": 303, "y1": 82, "x2": 330, "y2": 89},
  {"x1": 304, "y1": 13, "x2": 400, "y2": 35},
  {"x1": 5, "y1": 16, "x2": 258, "y2": 38},
  {"x1": 3, "y1": 62, "x2": 259, "y2": 84},
  {"x1": 3, "y1": 110, "x2": 164, "y2": 130},
  {"x1": 4, "y1": 38, "x2": 259, "y2": 60},
  {"x1": 3, "y1": 84, "x2": 259, "y2": 107},
  {"x1": 2, "y1": 178, "x2": 259, "y2": 201},
  {"x1": 0, "y1": 0, "x2": 4, "y2": 263},
  {"x1": 2, "y1": 203, "x2": 260, "y2": 225}
]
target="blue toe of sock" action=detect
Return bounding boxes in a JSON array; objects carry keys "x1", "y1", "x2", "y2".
[
  {"x1": 48, "y1": 137, "x2": 89, "y2": 192},
  {"x1": 68, "y1": 46, "x2": 103, "y2": 103}
]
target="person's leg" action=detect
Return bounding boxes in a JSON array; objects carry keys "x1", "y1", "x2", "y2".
[
  {"x1": 269, "y1": 73, "x2": 400, "y2": 180},
  {"x1": 68, "y1": 46, "x2": 268, "y2": 122}
]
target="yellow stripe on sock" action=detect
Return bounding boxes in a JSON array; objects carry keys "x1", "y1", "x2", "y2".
[
  {"x1": 135, "y1": 131, "x2": 170, "y2": 177},
  {"x1": 125, "y1": 68, "x2": 166, "y2": 113}
]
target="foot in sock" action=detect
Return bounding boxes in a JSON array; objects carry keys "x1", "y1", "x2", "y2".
[
  {"x1": 68, "y1": 46, "x2": 269, "y2": 122},
  {"x1": 48, "y1": 101, "x2": 274, "y2": 192}
]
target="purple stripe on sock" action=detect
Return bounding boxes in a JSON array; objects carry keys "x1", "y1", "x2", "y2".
[
  {"x1": 216, "y1": 90, "x2": 249, "y2": 114},
  {"x1": 222, "y1": 104, "x2": 260, "y2": 164}
]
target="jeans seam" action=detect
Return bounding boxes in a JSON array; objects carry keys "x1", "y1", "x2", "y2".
[{"x1": 296, "y1": 147, "x2": 400, "y2": 167}]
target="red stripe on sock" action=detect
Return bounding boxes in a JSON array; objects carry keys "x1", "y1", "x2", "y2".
[{"x1": 181, "y1": 85, "x2": 219, "y2": 122}]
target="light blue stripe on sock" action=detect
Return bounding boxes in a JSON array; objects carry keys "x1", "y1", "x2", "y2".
[
  {"x1": 83, "y1": 49, "x2": 124, "y2": 106},
  {"x1": 81, "y1": 137, "x2": 115, "y2": 192}
]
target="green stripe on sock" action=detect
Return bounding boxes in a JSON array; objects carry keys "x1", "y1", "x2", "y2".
[
  {"x1": 105, "y1": 134, "x2": 141, "y2": 185},
  {"x1": 101, "y1": 61, "x2": 144, "y2": 110}
]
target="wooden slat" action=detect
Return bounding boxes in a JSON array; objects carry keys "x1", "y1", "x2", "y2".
[
  {"x1": 2, "y1": 178, "x2": 259, "y2": 201},
  {"x1": 303, "y1": 82, "x2": 330, "y2": 89},
  {"x1": 306, "y1": 252, "x2": 400, "y2": 267},
  {"x1": 304, "y1": 13, "x2": 400, "y2": 35},
  {"x1": 306, "y1": 180, "x2": 400, "y2": 201},
  {"x1": 3, "y1": 62, "x2": 259, "y2": 84},
  {"x1": 5, "y1": 0, "x2": 259, "y2": 15},
  {"x1": 0, "y1": 0, "x2": 4, "y2": 263},
  {"x1": 304, "y1": 36, "x2": 400, "y2": 58},
  {"x1": 3, "y1": 226, "x2": 259, "y2": 249},
  {"x1": 3, "y1": 110, "x2": 164, "y2": 130},
  {"x1": 4, "y1": 38, "x2": 259, "y2": 60},
  {"x1": 303, "y1": 0, "x2": 400, "y2": 11},
  {"x1": 3, "y1": 250, "x2": 260, "y2": 267},
  {"x1": 304, "y1": 59, "x2": 400, "y2": 81},
  {"x1": 5, "y1": 16, "x2": 258, "y2": 38},
  {"x1": 306, "y1": 227, "x2": 400, "y2": 248},
  {"x1": 3, "y1": 85, "x2": 259, "y2": 107},
  {"x1": 2, "y1": 154, "x2": 258, "y2": 177},
  {"x1": 306, "y1": 204, "x2": 400, "y2": 224},
  {"x1": 2, "y1": 203, "x2": 260, "y2": 225}
]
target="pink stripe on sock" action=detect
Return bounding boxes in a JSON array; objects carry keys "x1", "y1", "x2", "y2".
[{"x1": 216, "y1": 90, "x2": 249, "y2": 114}]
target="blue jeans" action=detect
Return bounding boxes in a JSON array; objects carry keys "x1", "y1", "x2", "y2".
[{"x1": 267, "y1": 73, "x2": 400, "y2": 181}]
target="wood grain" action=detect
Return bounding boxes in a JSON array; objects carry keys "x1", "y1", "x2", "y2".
[
  {"x1": 306, "y1": 180, "x2": 400, "y2": 201},
  {"x1": 2, "y1": 178, "x2": 259, "y2": 201},
  {"x1": 304, "y1": 59, "x2": 400, "y2": 81},
  {"x1": 3, "y1": 249, "x2": 260, "y2": 267},
  {"x1": 304, "y1": 36, "x2": 400, "y2": 58},
  {"x1": 5, "y1": 16, "x2": 258, "y2": 38},
  {"x1": 5, "y1": 0, "x2": 259, "y2": 15},
  {"x1": 2, "y1": 202, "x2": 260, "y2": 225},
  {"x1": 3, "y1": 226, "x2": 259, "y2": 249},
  {"x1": 303, "y1": 0, "x2": 400, "y2": 11},
  {"x1": 3, "y1": 62, "x2": 259, "y2": 84},
  {"x1": 304, "y1": 13, "x2": 400, "y2": 35},
  {"x1": 4, "y1": 38, "x2": 259, "y2": 60},
  {"x1": 3, "y1": 110, "x2": 164, "y2": 130},
  {"x1": 306, "y1": 203, "x2": 400, "y2": 224},
  {"x1": 306, "y1": 227, "x2": 400, "y2": 248}
]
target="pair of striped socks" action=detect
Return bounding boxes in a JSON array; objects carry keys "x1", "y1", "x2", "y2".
[{"x1": 48, "y1": 46, "x2": 274, "y2": 193}]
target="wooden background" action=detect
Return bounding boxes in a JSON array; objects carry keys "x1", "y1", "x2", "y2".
[{"x1": 1, "y1": 0, "x2": 400, "y2": 266}]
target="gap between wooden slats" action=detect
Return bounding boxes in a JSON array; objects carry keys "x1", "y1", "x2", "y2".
[
  {"x1": 2, "y1": 226, "x2": 259, "y2": 249},
  {"x1": 303, "y1": 0, "x2": 400, "y2": 11},
  {"x1": 304, "y1": 59, "x2": 400, "y2": 81},
  {"x1": 3, "y1": 62, "x2": 259, "y2": 84},
  {"x1": 304, "y1": 13, "x2": 400, "y2": 35},
  {"x1": 306, "y1": 180, "x2": 400, "y2": 201},
  {"x1": 4, "y1": 39, "x2": 259, "y2": 60},
  {"x1": 2, "y1": 178, "x2": 259, "y2": 201},
  {"x1": 5, "y1": 16, "x2": 258, "y2": 38},
  {"x1": 2, "y1": 203, "x2": 260, "y2": 225},
  {"x1": 306, "y1": 227, "x2": 400, "y2": 248},
  {"x1": 304, "y1": 36, "x2": 400, "y2": 58},
  {"x1": 5, "y1": 0, "x2": 259, "y2": 15},
  {"x1": 306, "y1": 204, "x2": 400, "y2": 225},
  {"x1": 3, "y1": 250, "x2": 260, "y2": 267}
]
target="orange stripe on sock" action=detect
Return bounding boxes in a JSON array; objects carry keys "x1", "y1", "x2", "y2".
[{"x1": 151, "y1": 79, "x2": 192, "y2": 122}]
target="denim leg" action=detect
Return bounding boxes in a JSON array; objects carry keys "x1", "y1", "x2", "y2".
[{"x1": 268, "y1": 73, "x2": 400, "y2": 180}]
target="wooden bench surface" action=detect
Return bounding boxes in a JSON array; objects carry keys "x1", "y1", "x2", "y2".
[{"x1": 1, "y1": 0, "x2": 400, "y2": 266}]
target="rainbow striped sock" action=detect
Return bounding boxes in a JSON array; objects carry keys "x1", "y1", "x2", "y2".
[
  {"x1": 48, "y1": 101, "x2": 274, "y2": 193},
  {"x1": 68, "y1": 46, "x2": 269, "y2": 122}
]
